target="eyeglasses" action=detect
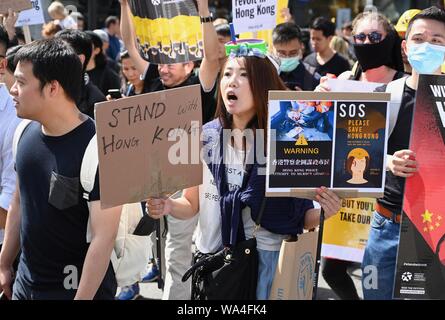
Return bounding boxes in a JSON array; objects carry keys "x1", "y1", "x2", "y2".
[
  {"x1": 353, "y1": 31, "x2": 384, "y2": 44},
  {"x1": 275, "y1": 51, "x2": 300, "y2": 58}
]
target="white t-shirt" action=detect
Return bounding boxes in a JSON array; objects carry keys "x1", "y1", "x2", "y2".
[
  {"x1": 195, "y1": 145, "x2": 286, "y2": 254},
  {"x1": 57, "y1": 16, "x2": 78, "y2": 30}
]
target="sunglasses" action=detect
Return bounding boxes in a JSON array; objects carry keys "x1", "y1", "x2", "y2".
[{"x1": 353, "y1": 31, "x2": 384, "y2": 44}]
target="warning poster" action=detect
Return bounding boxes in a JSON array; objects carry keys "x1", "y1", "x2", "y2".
[{"x1": 266, "y1": 91, "x2": 390, "y2": 200}]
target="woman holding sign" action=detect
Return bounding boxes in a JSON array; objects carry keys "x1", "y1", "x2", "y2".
[
  {"x1": 147, "y1": 41, "x2": 341, "y2": 300},
  {"x1": 316, "y1": 11, "x2": 406, "y2": 301}
]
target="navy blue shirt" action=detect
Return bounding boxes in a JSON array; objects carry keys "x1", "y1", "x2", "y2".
[
  {"x1": 15, "y1": 119, "x2": 116, "y2": 299},
  {"x1": 280, "y1": 62, "x2": 321, "y2": 91},
  {"x1": 106, "y1": 33, "x2": 121, "y2": 61}
]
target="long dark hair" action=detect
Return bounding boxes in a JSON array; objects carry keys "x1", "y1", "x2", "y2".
[
  {"x1": 215, "y1": 56, "x2": 287, "y2": 132},
  {"x1": 85, "y1": 30, "x2": 106, "y2": 69}
]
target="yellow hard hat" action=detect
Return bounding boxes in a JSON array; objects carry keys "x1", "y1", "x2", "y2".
[
  {"x1": 347, "y1": 148, "x2": 369, "y2": 160},
  {"x1": 395, "y1": 9, "x2": 422, "y2": 34}
]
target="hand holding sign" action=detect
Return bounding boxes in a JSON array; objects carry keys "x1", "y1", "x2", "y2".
[
  {"x1": 146, "y1": 197, "x2": 172, "y2": 219},
  {"x1": 0, "y1": 9, "x2": 18, "y2": 37},
  {"x1": 280, "y1": 7, "x2": 292, "y2": 23},
  {"x1": 387, "y1": 149, "x2": 418, "y2": 178},
  {"x1": 315, "y1": 187, "x2": 341, "y2": 220}
]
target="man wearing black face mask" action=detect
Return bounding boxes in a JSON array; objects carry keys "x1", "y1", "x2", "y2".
[{"x1": 347, "y1": 12, "x2": 405, "y2": 83}]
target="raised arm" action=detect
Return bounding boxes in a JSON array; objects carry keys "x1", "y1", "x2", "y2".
[
  {"x1": 196, "y1": 0, "x2": 220, "y2": 91},
  {"x1": 119, "y1": 0, "x2": 149, "y2": 75},
  {"x1": 1, "y1": 9, "x2": 18, "y2": 42}
]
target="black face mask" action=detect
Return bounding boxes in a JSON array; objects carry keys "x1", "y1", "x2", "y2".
[{"x1": 353, "y1": 34, "x2": 395, "y2": 72}]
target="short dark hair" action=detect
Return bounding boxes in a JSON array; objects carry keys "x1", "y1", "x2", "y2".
[
  {"x1": 0, "y1": 25, "x2": 9, "y2": 54},
  {"x1": 105, "y1": 16, "x2": 119, "y2": 29},
  {"x1": 406, "y1": 6, "x2": 445, "y2": 39},
  {"x1": 272, "y1": 22, "x2": 303, "y2": 45},
  {"x1": 311, "y1": 17, "x2": 336, "y2": 38},
  {"x1": 14, "y1": 39, "x2": 83, "y2": 103},
  {"x1": 6, "y1": 45, "x2": 23, "y2": 74},
  {"x1": 55, "y1": 29, "x2": 92, "y2": 71},
  {"x1": 215, "y1": 24, "x2": 231, "y2": 38}
]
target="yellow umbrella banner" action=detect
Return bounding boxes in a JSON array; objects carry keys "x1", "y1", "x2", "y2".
[{"x1": 129, "y1": 0, "x2": 203, "y2": 64}]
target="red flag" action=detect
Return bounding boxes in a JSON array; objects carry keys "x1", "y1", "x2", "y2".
[{"x1": 403, "y1": 78, "x2": 445, "y2": 265}]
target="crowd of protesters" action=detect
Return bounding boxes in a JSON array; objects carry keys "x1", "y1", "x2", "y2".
[{"x1": 0, "y1": 0, "x2": 444, "y2": 300}]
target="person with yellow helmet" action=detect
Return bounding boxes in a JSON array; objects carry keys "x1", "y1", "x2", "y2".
[
  {"x1": 346, "y1": 148, "x2": 370, "y2": 185},
  {"x1": 395, "y1": 9, "x2": 421, "y2": 74}
]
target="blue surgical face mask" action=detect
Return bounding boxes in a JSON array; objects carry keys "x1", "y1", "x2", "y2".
[
  {"x1": 279, "y1": 56, "x2": 300, "y2": 73},
  {"x1": 407, "y1": 42, "x2": 445, "y2": 74}
]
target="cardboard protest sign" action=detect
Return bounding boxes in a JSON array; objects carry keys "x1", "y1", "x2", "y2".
[
  {"x1": 15, "y1": 0, "x2": 45, "y2": 27},
  {"x1": 95, "y1": 85, "x2": 203, "y2": 209},
  {"x1": 128, "y1": 0, "x2": 203, "y2": 64},
  {"x1": 232, "y1": 0, "x2": 278, "y2": 34},
  {"x1": 322, "y1": 198, "x2": 374, "y2": 263},
  {"x1": 0, "y1": 0, "x2": 32, "y2": 15},
  {"x1": 394, "y1": 75, "x2": 445, "y2": 299},
  {"x1": 266, "y1": 91, "x2": 390, "y2": 200}
]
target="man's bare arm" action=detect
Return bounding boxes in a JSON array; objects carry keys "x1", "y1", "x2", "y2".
[
  {"x1": 197, "y1": 0, "x2": 220, "y2": 91},
  {"x1": 74, "y1": 202, "x2": 122, "y2": 300}
]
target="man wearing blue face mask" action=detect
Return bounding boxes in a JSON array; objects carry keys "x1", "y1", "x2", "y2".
[
  {"x1": 362, "y1": 6, "x2": 445, "y2": 300},
  {"x1": 272, "y1": 23, "x2": 320, "y2": 91}
]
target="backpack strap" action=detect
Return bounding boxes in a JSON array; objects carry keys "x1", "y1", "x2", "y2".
[
  {"x1": 80, "y1": 134, "x2": 99, "y2": 200},
  {"x1": 79, "y1": 134, "x2": 99, "y2": 244},
  {"x1": 386, "y1": 76, "x2": 408, "y2": 137},
  {"x1": 302, "y1": 62, "x2": 316, "y2": 77},
  {"x1": 12, "y1": 119, "x2": 32, "y2": 163}
]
